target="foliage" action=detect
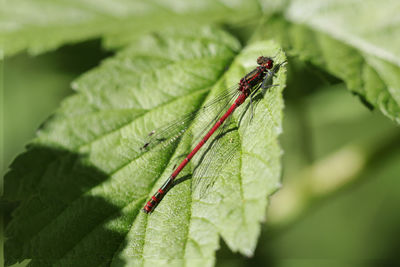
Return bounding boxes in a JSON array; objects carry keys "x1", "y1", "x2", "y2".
[
  {"x1": 3, "y1": 27, "x2": 286, "y2": 266},
  {"x1": 2, "y1": 0, "x2": 400, "y2": 266}
]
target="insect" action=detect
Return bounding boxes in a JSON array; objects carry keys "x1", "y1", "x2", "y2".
[{"x1": 143, "y1": 56, "x2": 283, "y2": 213}]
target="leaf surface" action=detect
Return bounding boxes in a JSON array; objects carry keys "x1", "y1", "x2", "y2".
[{"x1": 3, "y1": 27, "x2": 286, "y2": 266}]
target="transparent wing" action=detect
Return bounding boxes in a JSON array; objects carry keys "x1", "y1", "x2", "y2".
[
  {"x1": 190, "y1": 63, "x2": 286, "y2": 198},
  {"x1": 139, "y1": 85, "x2": 240, "y2": 152},
  {"x1": 191, "y1": 115, "x2": 237, "y2": 199}
]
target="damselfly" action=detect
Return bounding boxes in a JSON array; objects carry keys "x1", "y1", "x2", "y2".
[{"x1": 142, "y1": 56, "x2": 284, "y2": 213}]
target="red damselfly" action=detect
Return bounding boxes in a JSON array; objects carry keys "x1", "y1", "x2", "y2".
[{"x1": 142, "y1": 56, "x2": 284, "y2": 213}]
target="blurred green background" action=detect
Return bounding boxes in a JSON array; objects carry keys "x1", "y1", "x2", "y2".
[{"x1": 3, "y1": 39, "x2": 400, "y2": 266}]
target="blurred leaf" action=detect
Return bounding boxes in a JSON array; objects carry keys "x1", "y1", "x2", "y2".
[
  {"x1": 0, "y1": 0, "x2": 262, "y2": 57},
  {"x1": 256, "y1": 0, "x2": 400, "y2": 123},
  {"x1": 3, "y1": 27, "x2": 286, "y2": 266},
  {"x1": 284, "y1": 0, "x2": 400, "y2": 66}
]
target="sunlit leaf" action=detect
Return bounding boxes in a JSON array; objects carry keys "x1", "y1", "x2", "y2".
[{"x1": 3, "y1": 27, "x2": 286, "y2": 266}]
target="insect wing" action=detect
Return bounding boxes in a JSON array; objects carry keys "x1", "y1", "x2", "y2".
[{"x1": 139, "y1": 86, "x2": 240, "y2": 152}]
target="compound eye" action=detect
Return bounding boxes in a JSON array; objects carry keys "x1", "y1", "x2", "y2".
[
  {"x1": 266, "y1": 59, "x2": 273, "y2": 69},
  {"x1": 257, "y1": 56, "x2": 264, "y2": 65}
]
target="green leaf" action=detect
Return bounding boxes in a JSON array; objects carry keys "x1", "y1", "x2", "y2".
[
  {"x1": 3, "y1": 27, "x2": 287, "y2": 266},
  {"x1": 0, "y1": 0, "x2": 262, "y2": 57},
  {"x1": 256, "y1": 0, "x2": 400, "y2": 123}
]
